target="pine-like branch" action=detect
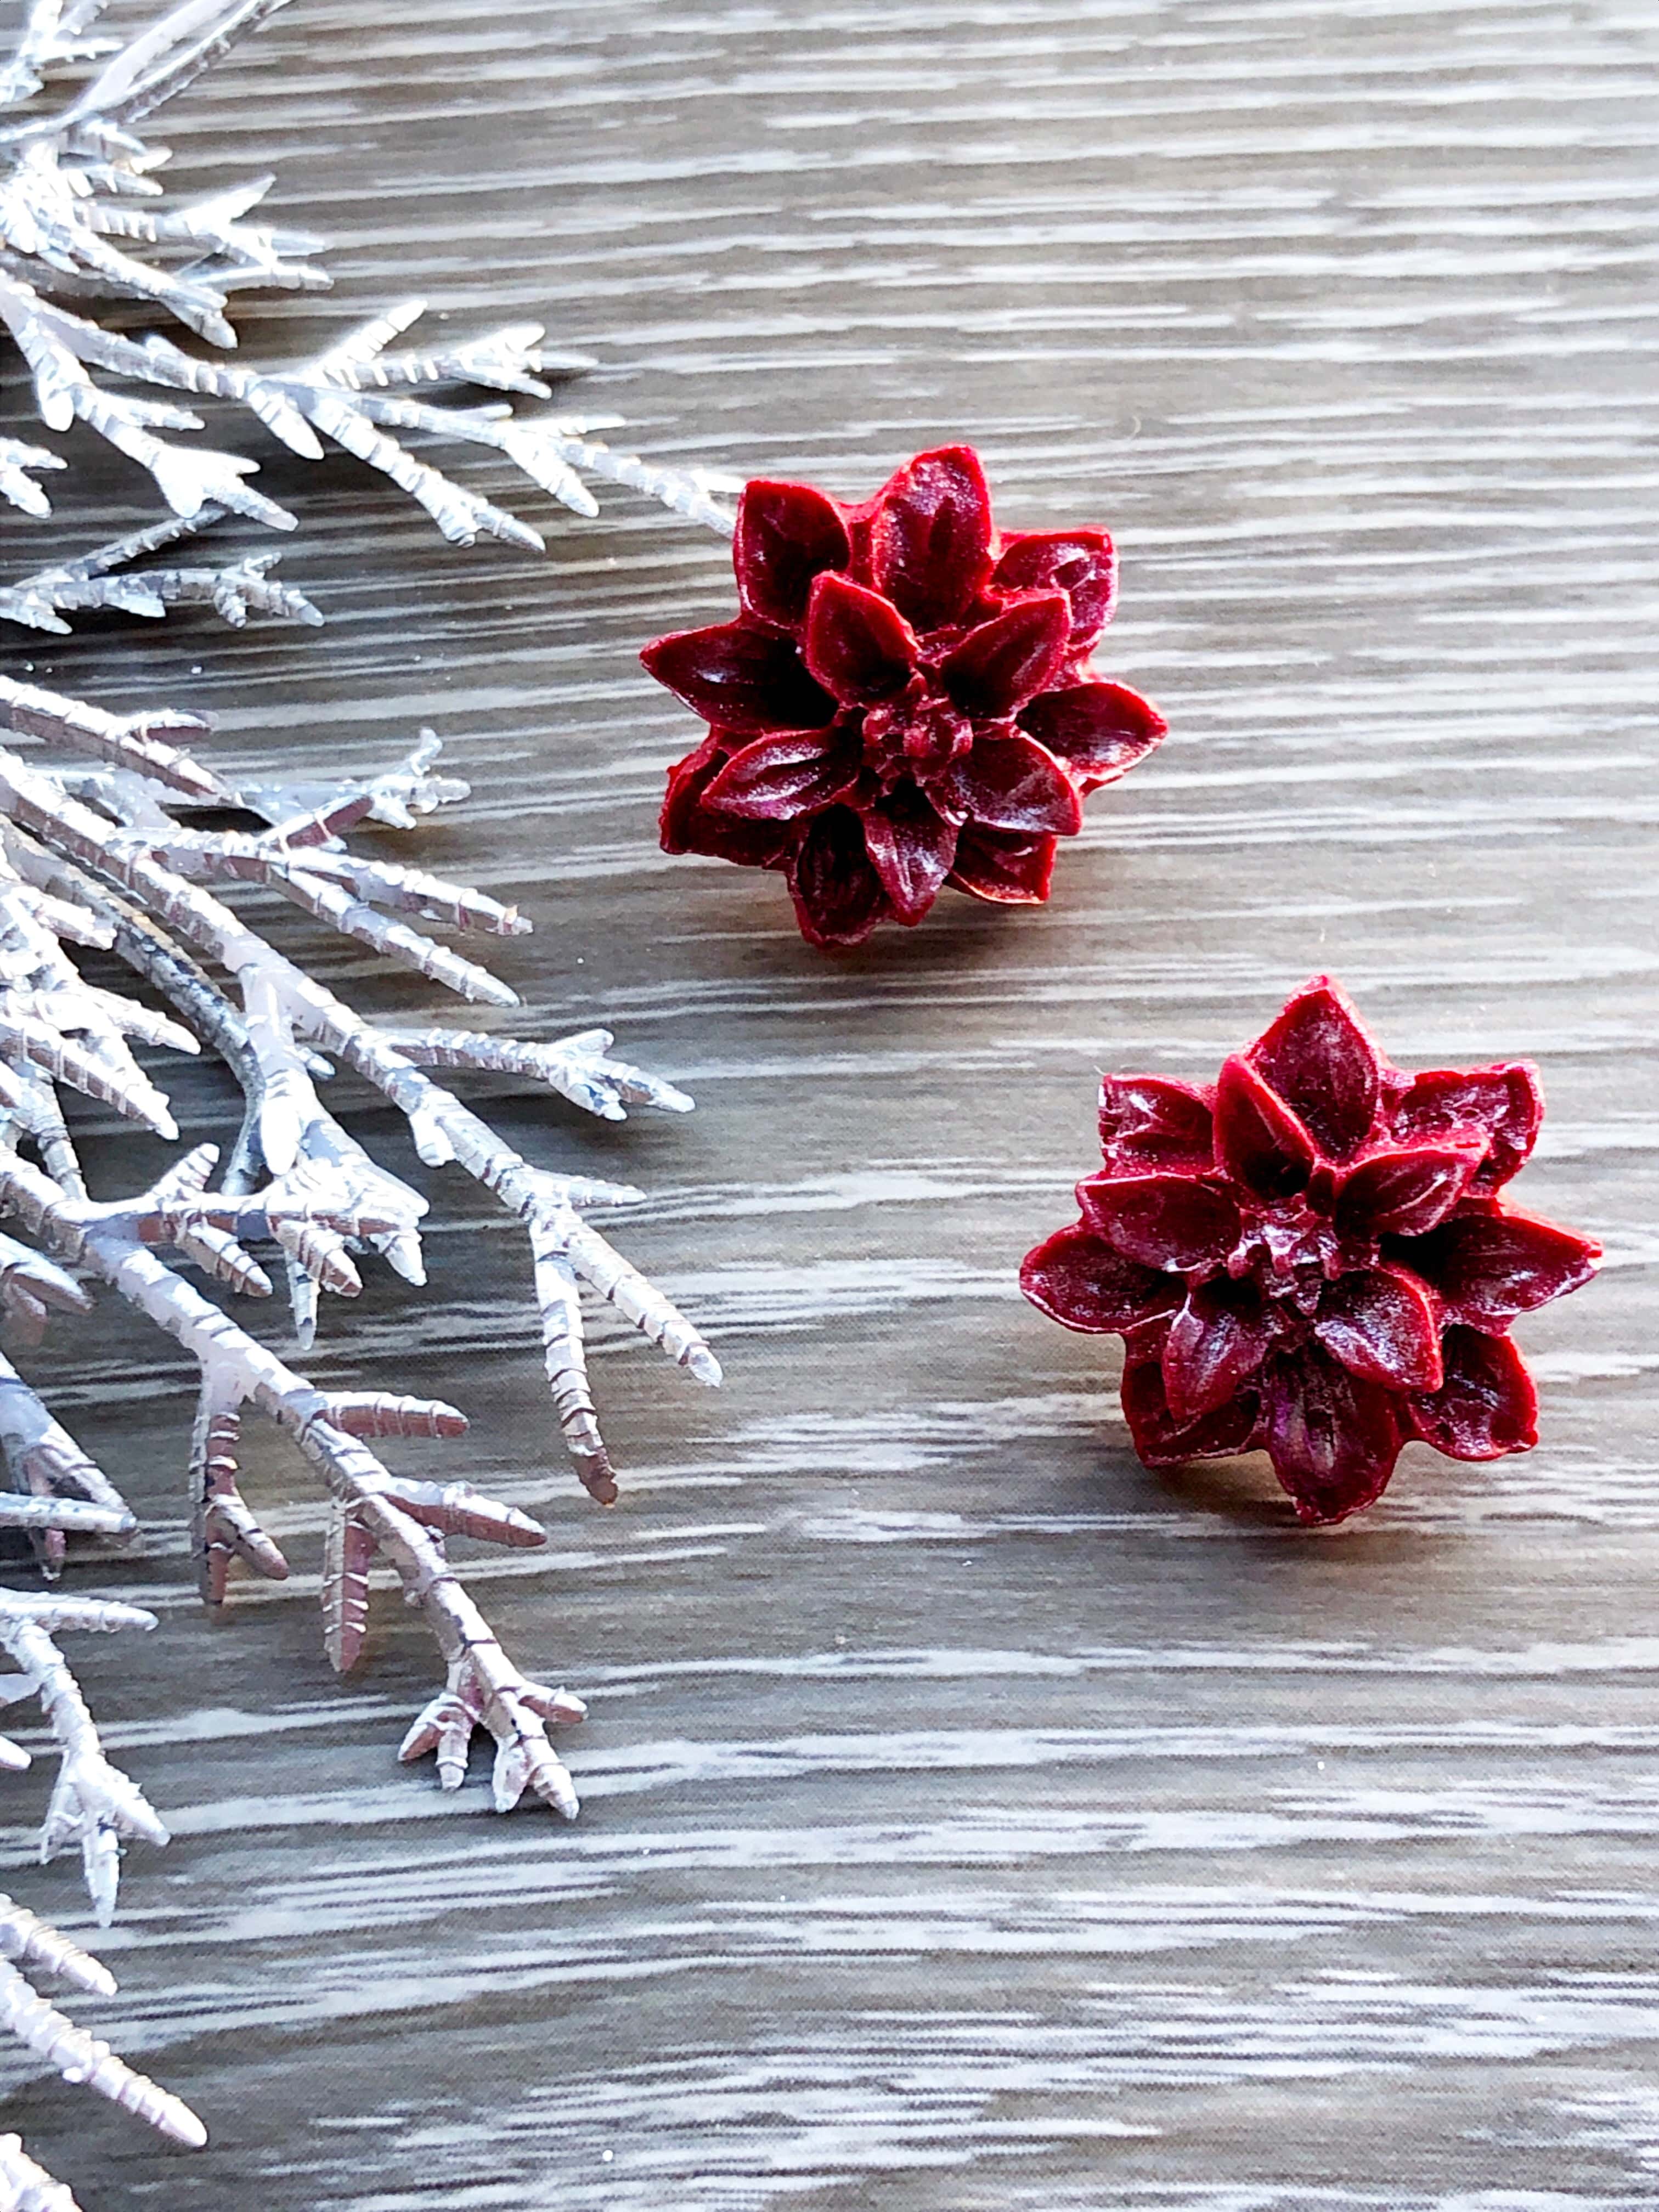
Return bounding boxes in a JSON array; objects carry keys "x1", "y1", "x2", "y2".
[
  {"x1": 0, "y1": 1577, "x2": 194, "y2": 2201},
  {"x1": 0, "y1": 5, "x2": 121, "y2": 114},
  {"x1": 0, "y1": 0, "x2": 738, "y2": 625},
  {"x1": 0, "y1": 1889, "x2": 205, "y2": 2212},
  {"x1": 1, "y1": 1189, "x2": 588, "y2": 1817},
  {"x1": 0, "y1": 1590, "x2": 166, "y2": 1922},
  {"x1": 0, "y1": 672, "x2": 716, "y2": 1812},
  {"x1": 0, "y1": 709, "x2": 722, "y2": 1490},
  {"x1": 0, "y1": 4, "x2": 733, "y2": 2193},
  {"x1": 0, "y1": 514, "x2": 323, "y2": 635}
]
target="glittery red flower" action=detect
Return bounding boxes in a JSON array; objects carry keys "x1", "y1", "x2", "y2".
[
  {"x1": 1020, "y1": 979, "x2": 1601, "y2": 1523},
  {"x1": 643, "y1": 447, "x2": 1165, "y2": 949}
]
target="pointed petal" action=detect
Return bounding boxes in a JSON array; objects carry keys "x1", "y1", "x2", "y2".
[
  {"x1": 943, "y1": 731, "x2": 1082, "y2": 836},
  {"x1": 1248, "y1": 977, "x2": 1383, "y2": 1162},
  {"x1": 1163, "y1": 1278, "x2": 1272, "y2": 1423},
  {"x1": 1098, "y1": 1075, "x2": 1216, "y2": 1175},
  {"x1": 660, "y1": 730, "x2": 794, "y2": 867},
  {"x1": 1393, "y1": 1207, "x2": 1601, "y2": 1329},
  {"x1": 860, "y1": 787, "x2": 958, "y2": 924},
  {"x1": 702, "y1": 729, "x2": 860, "y2": 819},
  {"x1": 992, "y1": 528, "x2": 1116, "y2": 651},
  {"x1": 1389, "y1": 1063, "x2": 1544, "y2": 1195},
  {"x1": 1262, "y1": 1346, "x2": 1406, "y2": 1523},
  {"x1": 1214, "y1": 1053, "x2": 1316, "y2": 1201},
  {"x1": 940, "y1": 592, "x2": 1070, "y2": 719},
  {"x1": 1409, "y1": 1325, "x2": 1538, "y2": 1459},
  {"x1": 1078, "y1": 1172, "x2": 1240, "y2": 1272},
  {"x1": 1121, "y1": 1344, "x2": 1261, "y2": 1466},
  {"x1": 803, "y1": 572, "x2": 919, "y2": 703},
  {"x1": 1314, "y1": 1264, "x2": 1442, "y2": 1392},
  {"x1": 947, "y1": 825, "x2": 1057, "y2": 905},
  {"x1": 642, "y1": 620, "x2": 837, "y2": 735},
  {"x1": 1020, "y1": 1223, "x2": 1181, "y2": 1334},
  {"x1": 787, "y1": 804, "x2": 890, "y2": 949},
  {"x1": 735, "y1": 479, "x2": 851, "y2": 630},
  {"x1": 1018, "y1": 681, "x2": 1166, "y2": 790},
  {"x1": 1335, "y1": 1137, "x2": 1485, "y2": 1240},
  {"x1": 867, "y1": 445, "x2": 993, "y2": 630}
]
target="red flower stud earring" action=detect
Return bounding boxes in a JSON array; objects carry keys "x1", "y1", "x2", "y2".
[
  {"x1": 1021, "y1": 978, "x2": 1601, "y2": 1523},
  {"x1": 642, "y1": 446, "x2": 1166, "y2": 948}
]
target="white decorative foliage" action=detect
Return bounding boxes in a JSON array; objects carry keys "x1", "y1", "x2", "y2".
[
  {"x1": 0, "y1": 1889, "x2": 205, "y2": 2211},
  {"x1": 0, "y1": 1, "x2": 736, "y2": 629},
  {"x1": 0, "y1": 673, "x2": 718, "y2": 1774},
  {"x1": 0, "y1": 1590, "x2": 165, "y2": 1922},
  {"x1": 0, "y1": 1576, "x2": 200, "y2": 2200},
  {"x1": 0, "y1": 14, "x2": 739, "y2": 2194},
  {"x1": 0, "y1": 661, "x2": 724, "y2": 2193}
]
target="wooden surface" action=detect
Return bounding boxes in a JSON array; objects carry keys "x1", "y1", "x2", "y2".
[{"x1": 0, "y1": 0, "x2": 1656, "y2": 2204}]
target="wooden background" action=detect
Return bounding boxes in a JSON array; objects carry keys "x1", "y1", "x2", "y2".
[{"x1": 0, "y1": 0, "x2": 1656, "y2": 2204}]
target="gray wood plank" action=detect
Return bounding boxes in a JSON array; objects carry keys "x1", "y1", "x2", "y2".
[{"x1": 0, "y1": 0, "x2": 1655, "y2": 2204}]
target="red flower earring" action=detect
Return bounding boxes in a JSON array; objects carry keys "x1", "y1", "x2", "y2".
[
  {"x1": 642, "y1": 446, "x2": 1165, "y2": 949},
  {"x1": 1021, "y1": 978, "x2": 1601, "y2": 1524}
]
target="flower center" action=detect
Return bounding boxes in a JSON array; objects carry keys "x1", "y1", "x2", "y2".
[
  {"x1": 1227, "y1": 1181, "x2": 1361, "y2": 1317},
  {"x1": 859, "y1": 675, "x2": 974, "y2": 792}
]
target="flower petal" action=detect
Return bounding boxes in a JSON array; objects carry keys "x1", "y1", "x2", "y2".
[
  {"x1": 1020, "y1": 1223, "x2": 1181, "y2": 1334},
  {"x1": 734, "y1": 479, "x2": 851, "y2": 630},
  {"x1": 1163, "y1": 1278, "x2": 1271, "y2": 1424},
  {"x1": 1098, "y1": 1076, "x2": 1216, "y2": 1173},
  {"x1": 1313, "y1": 1265, "x2": 1442, "y2": 1392},
  {"x1": 939, "y1": 592, "x2": 1071, "y2": 720},
  {"x1": 1261, "y1": 1345, "x2": 1406, "y2": 1524},
  {"x1": 660, "y1": 730, "x2": 795, "y2": 868},
  {"x1": 1078, "y1": 1172, "x2": 1240, "y2": 1272},
  {"x1": 642, "y1": 620, "x2": 838, "y2": 736},
  {"x1": 802, "y1": 571, "x2": 919, "y2": 704},
  {"x1": 1334, "y1": 1137, "x2": 1485, "y2": 1240},
  {"x1": 1018, "y1": 681, "x2": 1167, "y2": 791},
  {"x1": 1248, "y1": 976, "x2": 1382, "y2": 1163},
  {"x1": 947, "y1": 826, "x2": 1057, "y2": 905},
  {"x1": 1121, "y1": 1344, "x2": 1261, "y2": 1466},
  {"x1": 867, "y1": 445, "x2": 993, "y2": 630},
  {"x1": 1408, "y1": 1325, "x2": 1538, "y2": 1460},
  {"x1": 1388, "y1": 1064, "x2": 1544, "y2": 1195},
  {"x1": 701, "y1": 729, "x2": 861, "y2": 820},
  {"x1": 860, "y1": 786, "x2": 958, "y2": 925},
  {"x1": 1391, "y1": 1207, "x2": 1601, "y2": 1329},
  {"x1": 787, "y1": 804, "x2": 890, "y2": 949},
  {"x1": 1214, "y1": 1053, "x2": 1316, "y2": 1201},
  {"x1": 992, "y1": 529, "x2": 1116, "y2": 652},
  {"x1": 943, "y1": 731, "x2": 1083, "y2": 837}
]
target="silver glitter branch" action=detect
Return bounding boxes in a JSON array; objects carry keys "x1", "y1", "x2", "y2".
[
  {"x1": 0, "y1": 1182, "x2": 589, "y2": 1820},
  {"x1": 0, "y1": 1892, "x2": 205, "y2": 2191},
  {"x1": 0, "y1": 4, "x2": 734, "y2": 2196},
  {"x1": 0, "y1": 672, "x2": 716, "y2": 1821},
  {"x1": 0, "y1": 3, "x2": 120, "y2": 113},
  {"x1": 0, "y1": 1591, "x2": 165, "y2": 1923},
  {"x1": 0, "y1": 1, "x2": 738, "y2": 629},
  {"x1": 0, "y1": 1586, "x2": 197, "y2": 2205},
  {"x1": 0, "y1": 704, "x2": 721, "y2": 1484},
  {"x1": 0, "y1": 514, "x2": 323, "y2": 636}
]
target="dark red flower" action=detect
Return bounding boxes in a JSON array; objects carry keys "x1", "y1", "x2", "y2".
[
  {"x1": 643, "y1": 447, "x2": 1166, "y2": 948},
  {"x1": 1020, "y1": 978, "x2": 1601, "y2": 1523}
]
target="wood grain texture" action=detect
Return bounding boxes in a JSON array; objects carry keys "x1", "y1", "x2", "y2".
[{"x1": 0, "y1": 0, "x2": 1655, "y2": 2204}]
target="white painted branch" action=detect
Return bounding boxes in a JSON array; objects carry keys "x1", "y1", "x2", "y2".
[
  {"x1": 0, "y1": 2127, "x2": 82, "y2": 2211},
  {"x1": 0, "y1": 1170, "x2": 586, "y2": 1814},
  {"x1": 0, "y1": 741, "x2": 720, "y2": 1497},
  {"x1": 0, "y1": 1593, "x2": 166, "y2": 1923},
  {"x1": 0, "y1": 1953, "x2": 203, "y2": 2147}
]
